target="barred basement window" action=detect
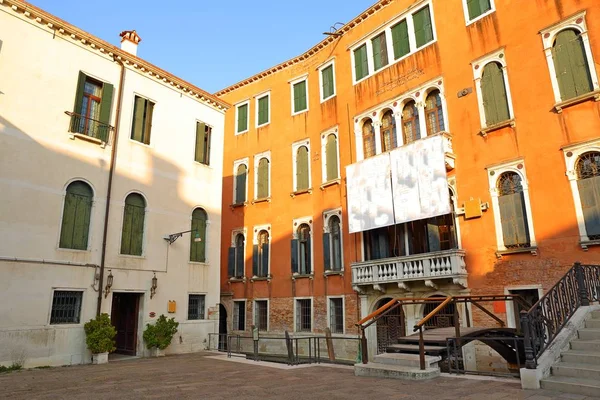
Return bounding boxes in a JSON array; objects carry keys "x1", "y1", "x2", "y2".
[
  {"x1": 188, "y1": 294, "x2": 205, "y2": 320},
  {"x1": 50, "y1": 291, "x2": 83, "y2": 324},
  {"x1": 576, "y1": 152, "x2": 600, "y2": 240},
  {"x1": 329, "y1": 298, "x2": 344, "y2": 334},
  {"x1": 233, "y1": 301, "x2": 246, "y2": 331},
  {"x1": 497, "y1": 172, "x2": 530, "y2": 249},
  {"x1": 296, "y1": 299, "x2": 312, "y2": 332},
  {"x1": 254, "y1": 300, "x2": 268, "y2": 331}
]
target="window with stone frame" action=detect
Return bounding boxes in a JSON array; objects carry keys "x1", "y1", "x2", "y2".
[
  {"x1": 380, "y1": 110, "x2": 397, "y2": 152},
  {"x1": 120, "y1": 193, "x2": 146, "y2": 256},
  {"x1": 425, "y1": 89, "x2": 445, "y2": 135},
  {"x1": 481, "y1": 62, "x2": 511, "y2": 126},
  {"x1": 254, "y1": 300, "x2": 268, "y2": 331},
  {"x1": 295, "y1": 298, "x2": 312, "y2": 332},
  {"x1": 496, "y1": 172, "x2": 531, "y2": 249},
  {"x1": 329, "y1": 297, "x2": 344, "y2": 334},
  {"x1": 252, "y1": 229, "x2": 270, "y2": 278},
  {"x1": 576, "y1": 152, "x2": 600, "y2": 240},
  {"x1": 228, "y1": 232, "x2": 246, "y2": 278},
  {"x1": 59, "y1": 180, "x2": 93, "y2": 250},
  {"x1": 552, "y1": 29, "x2": 594, "y2": 101},
  {"x1": 233, "y1": 301, "x2": 246, "y2": 331},
  {"x1": 292, "y1": 224, "x2": 312, "y2": 275},
  {"x1": 187, "y1": 294, "x2": 205, "y2": 320},
  {"x1": 401, "y1": 101, "x2": 420, "y2": 144},
  {"x1": 324, "y1": 133, "x2": 339, "y2": 182},
  {"x1": 323, "y1": 214, "x2": 343, "y2": 272},
  {"x1": 234, "y1": 163, "x2": 248, "y2": 204},
  {"x1": 190, "y1": 208, "x2": 207, "y2": 262},
  {"x1": 256, "y1": 157, "x2": 270, "y2": 199},
  {"x1": 295, "y1": 146, "x2": 310, "y2": 191},
  {"x1": 362, "y1": 119, "x2": 376, "y2": 158},
  {"x1": 50, "y1": 290, "x2": 83, "y2": 324}
]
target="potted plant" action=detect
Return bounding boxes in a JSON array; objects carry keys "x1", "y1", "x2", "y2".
[
  {"x1": 84, "y1": 313, "x2": 117, "y2": 364},
  {"x1": 143, "y1": 314, "x2": 179, "y2": 357}
]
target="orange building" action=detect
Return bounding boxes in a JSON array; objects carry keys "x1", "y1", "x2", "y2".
[{"x1": 215, "y1": 0, "x2": 600, "y2": 354}]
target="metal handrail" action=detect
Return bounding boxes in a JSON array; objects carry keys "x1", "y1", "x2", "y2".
[
  {"x1": 64, "y1": 111, "x2": 114, "y2": 128},
  {"x1": 414, "y1": 296, "x2": 454, "y2": 330}
]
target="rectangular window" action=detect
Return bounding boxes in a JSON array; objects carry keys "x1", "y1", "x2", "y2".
[
  {"x1": 329, "y1": 298, "x2": 344, "y2": 334},
  {"x1": 71, "y1": 72, "x2": 113, "y2": 142},
  {"x1": 354, "y1": 44, "x2": 369, "y2": 81},
  {"x1": 257, "y1": 95, "x2": 270, "y2": 126},
  {"x1": 254, "y1": 300, "x2": 268, "y2": 331},
  {"x1": 465, "y1": 0, "x2": 492, "y2": 22},
  {"x1": 187, "y1": 294, "x2": 206, "y2": 320},
  {"x1": 295, "y1": 299, "x2": 312, "y2": 332},
  {"x1": 131, "y1": 96, "x2": 154, "y2": 145},
  {"x1": 194, "y1": 122, "x2": 211, "y2": 165},
  {"x1": 391, "y1": 20, "x2": 410, "y2": 60},
  {"x1": 233, "y1": 301, "x2": 246, "y2": 331},
  {"x1": 236, "y1": 103, "x2": 248, "y2": 133},
  {"x1": 372, "y1": 32, "x2": 389, "y2": 71},
  {"x1": 293, "y1": 79, "x2": 308, "y2": 114},
  {"x1": 321, "y1": 64, "x2": 335, "y2": 100},
  {"x1": 50, "y1": 291, "x2": 83, "y2": 324},
  {"x1": 413, "y1": 5, "x2": 434, "y2": 48}
]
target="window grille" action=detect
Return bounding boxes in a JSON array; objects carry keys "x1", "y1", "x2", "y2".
[
  {"x1": 296, "y1": 299, "x2": 312, "y2": 332},
  {"x1": 188, "y1": 294, "x2": 205, "y2": 320},
  {"x1": 255, "y1": 300, "x2": 268, "y2": 331},
  {"x1": 50, "y1": 291, "x2": 83, "y2": 324},
  {"x1": 329, "y1": 298, "x2": 344, "y2": 334}
]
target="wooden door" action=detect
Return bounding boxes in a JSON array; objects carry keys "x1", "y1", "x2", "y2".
[{"x1": 111, "y1": 293, "x2": 140, "y2": 356}]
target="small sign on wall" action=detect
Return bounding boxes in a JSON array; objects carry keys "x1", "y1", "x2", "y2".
[
  {"x1": 149, "y1": 312, "x2": 156, "y2": 318},
  {"x1": 168, "y1": 300, "x2": 177, "y2": 313}
]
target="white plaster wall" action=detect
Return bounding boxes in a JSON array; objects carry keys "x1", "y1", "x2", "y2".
[{"x1": 0, "y1": 7, "x2": 223, "y2": 367}]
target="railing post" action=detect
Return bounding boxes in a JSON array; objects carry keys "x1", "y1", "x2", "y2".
[
  {"x1": 575, "y1": 262, "x2": 590, "y2": 306},
  {"x1": 520, "y1": 313, "x2": 536, "y2": 369},
  {"x1": 418, "y1": 327, "x2": 426, "y2": 370},
  {"x1": 453, "y1": 298, "x2": 461, "y2": 348},
  {"x1": 361, "y1": 327, "x2": 369, "y2": 364}
]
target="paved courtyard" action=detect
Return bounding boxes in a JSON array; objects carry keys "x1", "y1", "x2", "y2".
[{"x1": 0, "y1": 352, "x2": 594, "y2": 400}]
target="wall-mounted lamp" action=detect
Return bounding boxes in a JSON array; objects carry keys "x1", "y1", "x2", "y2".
[
  {"x1": 150, "y1": 273, "x2": 158, "y2": 299},
  {"x1": 104, "y1": 270, "x2": 113, "y2": 298},
  {"x1": 163, "y1": 229, "x2": 200, "y2": 245}
]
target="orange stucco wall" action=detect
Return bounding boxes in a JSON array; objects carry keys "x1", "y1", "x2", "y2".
[{"x1": 217, "y1": 0, "x2": 600, "y2": 329}]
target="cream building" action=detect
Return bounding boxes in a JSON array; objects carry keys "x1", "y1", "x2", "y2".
[{"x1": 0, "y1": 0, "x2": 228, "y2": 367}]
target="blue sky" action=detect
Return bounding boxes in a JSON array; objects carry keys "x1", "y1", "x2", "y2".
[{"x1": 32, "y1": 0, "x2": 375, "y2": 93}]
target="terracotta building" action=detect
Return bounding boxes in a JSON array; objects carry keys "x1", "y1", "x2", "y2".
[{"x1": 215, "y1": 0, "x2": 600, "y2": 356}]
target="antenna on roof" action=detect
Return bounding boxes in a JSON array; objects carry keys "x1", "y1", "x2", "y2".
[{"x1": 323, "y1": 22, "x2": 345, "y2": 37}]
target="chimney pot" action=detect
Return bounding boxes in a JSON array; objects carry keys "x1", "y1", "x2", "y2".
[{"x1": 119, "y1": 30, "x2": 141, "y2": 56}]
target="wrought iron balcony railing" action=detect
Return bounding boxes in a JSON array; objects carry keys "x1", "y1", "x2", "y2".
[{"x1": 65, "y1": 111, "x2": 113, "y2": 143}]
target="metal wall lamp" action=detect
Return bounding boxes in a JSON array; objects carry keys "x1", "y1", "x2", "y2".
[
  {"x1": 104, "y1": 270, "x2": 113, "y2": 298},
  {"x1": 150, "y1": 273, "x2": 158, "y2": 299},
  {"x1": 163, "y1": 229, "x2": 201, "y2": 245}
]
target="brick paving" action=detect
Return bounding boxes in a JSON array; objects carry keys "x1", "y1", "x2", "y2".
[{"x1": 0, "y1": 352, "x2": 595, "y2": 400}]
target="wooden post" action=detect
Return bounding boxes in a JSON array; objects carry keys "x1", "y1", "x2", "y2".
[
  {"x1": 418, "y1": 327, "x2": 425, "y2": 370},
  {"x1": 360, "y1": 328, "x2": 368, "y2": 364},
  {"x1": 454, "y1": 299, "x2": 461, "y2": 349},
  {"x1": 325, "y1": 327, "x2": 336, "y2": 362},
  {"x1": 284, "y1": 330, "x2": 294, "y2": 365}
]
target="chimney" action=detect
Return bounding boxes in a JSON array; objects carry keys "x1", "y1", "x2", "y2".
[{"x1": 119, "y1": 30, "x2": 141, "y2": 56}]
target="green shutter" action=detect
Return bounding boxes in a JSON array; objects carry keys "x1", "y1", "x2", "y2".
[
  {"x1": 354, "y1": 44, "x2": 368, "y2": 80},
  {"x1": 481, "y1": 62, "x2": 510, "y2": 125},
  {"x1": 291, "y1": 239, "x2": 299, "y2": 274},
  {"x1": 237, "y1": 104, "x2": 248, "y2": 133},
  {"x1": 326, "y1": 134, "x2": 338, "y2": 181},
  {"x1": 306, "y1": 235, "x2": 312, "y2": 274},
  {"x1": 73, "y1": 72, "x2": 86, "y2": 115},
  {"x1": 578, "y1": 176, "x2": 600, "y2": 238},
  {"x1": 252, "y1": 244, "x2": 259, "y2": 277},
  {"x1": 258, "y1": 96, "x2": 269, "y2": 125},
  {"x1": 296, "y1": 146, "x2": 309, "y2": 191},
  {"x1": 195, "y1": 122, "x2": 206, "y2": 163},
  {"x1": 235, "y1": 240, "x2": 245, "y2": 277},
  {"x1": 466, "y1": 0, "x2": 480, "y2": 20},
  {"x1": 323, "y1": 233, "x2": 331, "y2": 271},
  {"x1": 413, "y1": 5, "x2": 433, "y2": 48},
  {"x1": 293, "y1": 80, "x2": 307, "y2": 113},
  {"x1": 235, "y1": 165, "x2": 247, "y2": 203},
  {"x1": 142, "y1": 101, "x2": 153, "y2": 145},
  {"x1": 190, "y1": 209, "x2": 207, "y2": 262},
  {"x1": 60, "y1": 182, "x2": 93, "y2": 250},
  {"x1": 121, "y1": 194, "x2": 145, "y2": 255},
  {"x1": 499, "y1": 192, "x2": 529, "y2": 248},
  {"x1": 131, "y1": 96, "x2": 145, "y2": 142},
  {"x1": 97, "y1": 82, "x2": 113, "y2": 142},
  {"x1": 391, "y1": 20, "x2": 410, "y2": 60},
  {"x1": 257, "y1": 158, "x2": 269, "y2": 198},
  {"x1": 260, "y1": 243, "x2": 269, "y2": 277},
  {"x1": 322, "y1": 65, "x2": 334, "y2": 99},
  {"x1": 228, "y1": 247, "x2": 235, "y2": 277},
  {"x1": 372, "y1": 33, "x2": 388, "y2": 71},
  {"x1": 553, "y1": 29, "x2": 593, "y2": 101}
]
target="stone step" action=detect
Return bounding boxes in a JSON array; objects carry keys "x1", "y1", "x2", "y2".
[
  {"x1": 570, "y1": 339, "x2": 600, "y2": 351},
  {"x1": 561, "y1": 350, "x2": 600, "y2": 365},
  {"x1": 578, "y1": 328, "x2": 600, "y2": 340},
  {"x1": 354, "y1": 362, "x2": 440, "y2": 381},
  {"x1": 386, "y1": 343, "x2": 447, "y2": 354},
  {"x1": 552, "y1": 362, "x2": 600, "y2": 380},
  {"x1": 592, "y1": 310, "x2": 600, "y2": 319},
  {"x1": 541, "y1": 375, "x2": 600, "y2": 397},
  {"x1": 585, "y1": 318, "x2": 600, "y2": 329},
  {"x1": 373, "y1": 352, "x2": 441, "y2": 368}
]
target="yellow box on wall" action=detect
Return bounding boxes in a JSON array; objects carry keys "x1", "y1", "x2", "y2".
[{"x1": 168, "y1": 300, "x2": 176, "y2": 313}]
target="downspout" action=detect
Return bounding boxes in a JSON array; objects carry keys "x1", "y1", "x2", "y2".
[{"x1": 96, "y1": 56, "x2": 126, "y2": 316}]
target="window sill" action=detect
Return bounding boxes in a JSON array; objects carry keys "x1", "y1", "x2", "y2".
[
  {"x1": 69, "y1": 132, "x2": 107, "y2": 147},
  {"x1": 56, "y1": 247, "x2": 91, "y2": 253},
  {"x1": 235, "y1": 130, "x2": 249, "y2": 136},
  {"x1": 554, "y1": 90, "x2": 600, "y2": 113},
  {"x1": 250, "y1": 275, "x2": 272, "y2": 282},
  {"x1": 320, "y1": 94, "x2": 336, "y2": 104},
  {"x1": 228, "y1": 277, "x2": 246, "y2": 283},
  {"x1": 189, "y1": 261, "x2": 209, "y2": 266},
  {"x1": 292, "y1": 109, "x2": 308, "y2": 117},
  {"x1": 580, "y1": 239, "x2": 600, "y2": 251},
  {"x1": 292, "y1": 273, "x2": 314, "y2": 280},
  {"x1": 320, "y1": 179, "x2": 340, "y2": 190},
  {"x1": 251, "y1": 197, "x2": 271, "y2": 205},
  {"x1": 465, "y1": 9, "x2": 496, "y2": 26},
  {"x1": 290, "y1": 188, "x2": 313, "y2": 198},
  {"x1": 118, "y1": 254, "x2": 146, "y2": 259},
  {"x1": 129, "y1": 139, "x2": 152, "y2": 148},
  {"x1": 495, "y1": 246, "x2": 538, "y2": 259},
  {"x1": 193, "y1": 161, "x2": 211, "y2": 168},
  {"x1": 256, "y1": 122, "x2": 270, "y2": 129},
  {"x1": 479, "y1": 119, "x2": 515, "y2": 137},
  {"x1": 324, "y1": 270, "x2": 344, "y2": 277},
  {"x1": 229, "y1": 202, "x2": 247, "y2": 210}
]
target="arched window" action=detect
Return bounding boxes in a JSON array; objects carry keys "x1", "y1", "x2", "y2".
[
  {"x1": 425, "y1": 89, "x2": 445, "y2": 135},
  {"x1": 292, "y1": 224, "x2": 312, "y2": 275},
  {"x1": 497, "y1": 172, "x2": 530, "y2": 249},
  {"x1": 253, "y1": 230, "x2": 270, "y2": 277},
  {"x1": 235, "y1": 164, "x2": 247, "y2": 204},
  {"x1": 59, "y1": 180, "x2": 93, "y2": 250},
  {"x1": 481, "y1": 62, "x2": 511, "y2": 126},
  {"x1": 121, "y1": 193, "x2": 146, "y2": 255},
  {"x1": 380, "y1": 110, "x2": 397, "y2": 152},
  {"x1": 576, "y1": 152, "x2": 600, "y2": 240},
  {"x1": 296, "y1": 146, "x2": 310, "y2": 191},
  {"x1": 325, "y1": 134, "x2": 339, "y2": 181},
  {"x1": 190, "y1": 208, "x2": 207, "y2": 262},
  {"x1": 362, "y1": 119, "x2": 376, "y2": 158},
  {"x1": 552, "y1": 29, "x2": 593, "y2": 101},
  {"x1": 402, "y1": 101, "x2": 420, "y2": 145},
  {"x1": 257, "y1": 158, "x2": 269, "y2": 199},
  {"x1": 234, "y1": 233, "x2": 245, "y2": 278},
  {"x1": 329, "y1": 216, "x2": 342, "y2": 271}
]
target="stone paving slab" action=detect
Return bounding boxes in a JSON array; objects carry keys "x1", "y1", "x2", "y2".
[{"x1": 0, "y1": 352, "x2": 596, "y2": 400}]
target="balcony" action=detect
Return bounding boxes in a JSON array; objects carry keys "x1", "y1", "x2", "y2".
[
  {"x1": 65, "y1": 111, "x2": 113, "y2": 144},
  {"x1": 351, "y1": 249, "x2": 467, "y2": 293}
]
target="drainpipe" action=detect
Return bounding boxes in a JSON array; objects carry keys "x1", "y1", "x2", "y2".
[{"x1": 96, "y1": 56, "x2": 126, "y2": 316}]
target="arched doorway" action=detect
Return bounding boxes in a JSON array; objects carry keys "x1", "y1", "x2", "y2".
[
  {"x1": 375, "y1": 298, "x2": 405, "y2": 354},
  {"x1": 422, "y1": 295, "x2": 457, "y2": 329},
  {"x1": 218, "y1": 304, "x2": 228, "y2": 351}
]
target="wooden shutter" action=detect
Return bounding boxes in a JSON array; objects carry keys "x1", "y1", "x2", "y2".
[
  {"x1": 372, "y1": 33, "x2": 388, "y2": 71},
  {"x1": 553, "y1": 30, "x2": 593, "y2": 101},
  {"x1": 131, "y1": 96, "x2": 146, "y2": 142},
  {"x1": 481, "y1": 62, "x2": 510, "y2": 125},
  {"x1": 499, "y1": 192, "x2": 529, "y2": 248},
  {"x1": 323, "y1": 232, "x2": 331, "y2": 271},
  {"x1": 190, "y1": 209, "x2": 207, "y2": 262},
  {"x1": 228, "y1": 247, "x2": 235, "y2": 277},
  {"x1": 258, "y1": 96, "x2": 269, "y2": 125},
  {"x1": 120, "y1": 202, "x2": 133, "y2": 254},
  {"x1": 322, "y1": 66, "x2": 334, "y2": 99},
  {"x1": 235, "y1": 239, "x2": 244, "y2": 277},
  {"x1": 261, "y1": 243, "x2": 269, "y2": 277},
  {"x1": 391, "y1": 20, "x2": 410, "y2": 60},
  {"x1": 71, "y1": 72, "x2": 87, "y2": 132},
  {"x1": 578, "y1": 176, "x2": 600, "y2": 238},
  {"x1": 291, "y1": 239, "x2": 299, "y2": 274},
  {"x1": 466, "y1": 0, "x2": 480, "y2": 20},
  {"x1": 306, "y1": 235, "x2": 312, "y2": 274},
  {"x1": 413, "y1": 6, "x2": 433, "y2": 48},
  {"x1": 130, "y1": 201, "x2": 145, "y2": 256},
  {"x1": 326, "y1": 134, "x2": 338, "y2": 181},
  {"x1": 235, "y1": 165, "x2": 247, "y2": 203},
  {"x1": 237, "y1": 104, "x2": 248, "y2": 132},
  {"x1": 252, "y1": 244, "x2": 259, "y2": 277},
  {"x1": 294, "y1": 81, "x2": 307, "y2": 112},
  {"x1": 121, "y1": 194, "x2": 145, "y2": 255},
  {"x1": 60, "y1": 182, "x2": 93, "y2": 250},
  {"x1": 97, "y1": 82, "x2": 113, "y2": 142},
  {"x1": 142, "y1": 101, "x2": 153, "y2": 145},
  {"x1": 354, "y1": 45, "x2": 368, "y2": 80},
  {"x1": 296, "y1": 146, "x2": 309, "y2": 190},
  {"x1": 195, "y1": 122, "x2": 206, "y2": 163},
  {"x1": 257, "y1": 158, "x2": 269, "y2": 198}
]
